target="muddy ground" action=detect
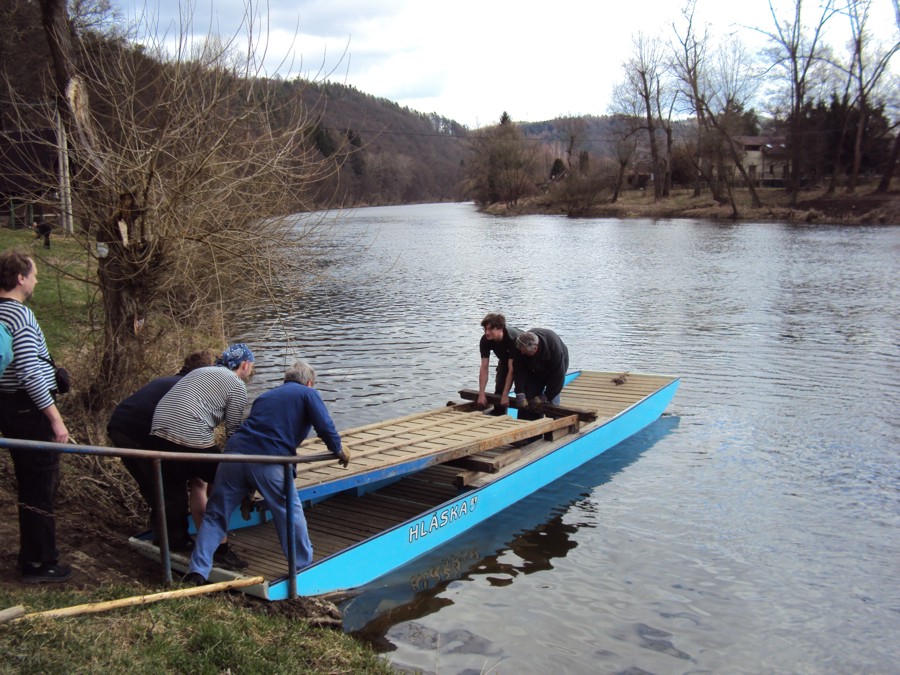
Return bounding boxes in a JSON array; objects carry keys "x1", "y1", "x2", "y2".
[{"x1": 0, "y1": 453, "x2": 164, "y2": 593}]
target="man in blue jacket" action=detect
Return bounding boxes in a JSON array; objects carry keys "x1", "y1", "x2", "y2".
[{"x1": 183, "y1": 360, "x2": 351, "y2": 584}]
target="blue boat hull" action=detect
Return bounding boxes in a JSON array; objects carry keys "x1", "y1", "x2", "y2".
[{"x1": 265, "y1": 376, "x2": 680, "y2": 599}]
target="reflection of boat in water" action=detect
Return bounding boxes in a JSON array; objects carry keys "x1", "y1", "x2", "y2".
[
  {"x1": 129, "y1": 370, "x2": 679, "y2": 600},
  {"x1": 340, "y1": 414, "x2": 680, "y2": 637}
]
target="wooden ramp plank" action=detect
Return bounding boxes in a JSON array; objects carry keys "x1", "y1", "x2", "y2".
[
  {"x1": 445, "y1": 447, "x2": 523, "y2": 473},
  {"x1": 290, "y1": 411, "x2": 580, "y2": 499}
]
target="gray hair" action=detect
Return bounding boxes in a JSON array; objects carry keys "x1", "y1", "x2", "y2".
[
  {"x1": 516, "y1": 331, "x2": 539, "y2": 352},
  {"x1": 285, "y1": 360, "x2": 316, "y2": 385}
]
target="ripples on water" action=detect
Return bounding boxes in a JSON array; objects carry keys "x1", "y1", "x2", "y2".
[{"x1": 235, "y1": 204, "x2": 899, "y2": 673}]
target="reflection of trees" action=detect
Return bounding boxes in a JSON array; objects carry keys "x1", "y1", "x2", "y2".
[
  {"x1": 484, "y1": 515, "x2": 579, "y2": 579},
  {"x1": 349, "y1": 515, "x2": 579, "y2": 648}
]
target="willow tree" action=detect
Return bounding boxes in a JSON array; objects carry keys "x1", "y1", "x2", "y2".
[
  {"x1": 35, "y1": 0, "x2": 345, "y2": 408},
  {"x1": 466, "y1": 112, "x2": 538, "y2": 207}
]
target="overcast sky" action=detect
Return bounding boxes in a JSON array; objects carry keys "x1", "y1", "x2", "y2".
[{"x1": 118, "y1": 0, "x2": 898, "y2": 128}]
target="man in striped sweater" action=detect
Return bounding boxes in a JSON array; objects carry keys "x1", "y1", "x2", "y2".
[
  {"x1": 0, "y1": 249, "x2": 72, "y2": 583},
  {"x1": 150, "y1": 343, "x2": 255, "y2": 566}
]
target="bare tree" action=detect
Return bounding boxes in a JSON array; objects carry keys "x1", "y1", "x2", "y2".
[
  {"x1": 610, "y1": 128, "x2": 637, "y2": 203},
  {"x1": 671, "y1": 1, "x2": 727, "y2": 203},
  {"x1": 557, "y1": 116, "x2": 587, "y2": 173},
  {"x1": 707, "y1": 42, "x2": 764, "y2": 213},
  {"x1": 614, "y1": 32, "x2": 669, "y2": 200},
  {"x1": 758, "y1": 0, "x2": 839, "y2": 205},
  {"x1": 32, "y1": 0, "x2": 345, "y2": 408},
  {"x1": 671, "y1": 2, "x2": 763, "y2": 215},
  {"x1": 875, "y1": 0, "x2": 900, "y2": 192},
  {"x1": 837, "y1": 0, "x2": 900, "y2": 192}
]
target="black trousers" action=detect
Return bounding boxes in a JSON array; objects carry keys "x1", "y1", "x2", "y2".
[
  {"x1": 148, "y1": 436, "x2": 219, "y2": 547},
  {"x1": 491, "y1": 359, "x2": 511, "y2": 415},
  {"x1": 0, "y1": 391, "x2": 61, "y2": 568}
]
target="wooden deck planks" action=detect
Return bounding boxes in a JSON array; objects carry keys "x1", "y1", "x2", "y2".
[{"x1": 223, "y1": 465, "x2": 464, "y2": 579}]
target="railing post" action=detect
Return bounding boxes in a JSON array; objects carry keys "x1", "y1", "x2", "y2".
[
  {"x1": 151, "y1": 458, "x2": 172, "y2": 583},
  {"x1": 284, "y1": 463, "x2": 297, "y2": 599}
]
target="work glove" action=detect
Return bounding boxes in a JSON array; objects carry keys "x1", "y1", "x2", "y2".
[
  {"x1": 338, "y1": 449, "x2": 351, "y2": 468},
  {"x1": 516, "y1": 393, "x2": 527, "y2": 409}
]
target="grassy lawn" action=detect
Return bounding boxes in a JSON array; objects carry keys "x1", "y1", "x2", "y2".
[
  {"x1": 0, "y1": 584, "x2": 390, "y2": 674},
  {"x1": 0, "y1": 226, "x2": 96, "y2": 356}
]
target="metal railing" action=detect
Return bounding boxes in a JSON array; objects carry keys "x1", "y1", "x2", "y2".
[{"x1": 0, "y1": 437, "x2": 335, "y2": 598}]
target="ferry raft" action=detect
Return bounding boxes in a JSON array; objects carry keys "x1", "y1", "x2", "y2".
[{"x1": 129, "y1": 370, "x2": 679, "y2": 600}]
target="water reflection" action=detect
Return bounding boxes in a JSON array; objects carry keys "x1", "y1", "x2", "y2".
[{"x1": 341, "y1": 416, "x2": 680, "y2": 644}]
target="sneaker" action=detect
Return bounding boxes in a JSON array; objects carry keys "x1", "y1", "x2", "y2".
[
  {"x1": 181, "y1": 571, "x2": 207, "y2": 586},
  {"x1": 214, "y1": 543, "x2": 248, "y2": 570},
  {"x1": 21, "y1": 562, "x2": 73, "y2": 584}
]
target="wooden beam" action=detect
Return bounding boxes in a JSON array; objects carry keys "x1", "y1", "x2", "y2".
[
  {"x1": 15, "y1": 576, "x2": 266, "y2": 621},
  {"x1": 456, "y1": 389, "x2": 597, "y2": 422},
  {"x1": 452, "y1": 468, "x2": 482, "y2": 488},
  {"x1": 446, "y1": 448, "x2": 523, "y2": 473}
]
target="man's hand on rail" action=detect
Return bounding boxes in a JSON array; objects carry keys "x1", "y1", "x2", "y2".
[{"x1": 337, "y1": 449, "x2": 351, "y2": 468}]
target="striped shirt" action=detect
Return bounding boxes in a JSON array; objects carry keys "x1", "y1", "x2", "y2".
[
  {"x1": 150, "y1": 366, "x2": 248, "y2": 449},
  {"x1": 0, "y1": 298, "x2": 56, "y2": 410}
]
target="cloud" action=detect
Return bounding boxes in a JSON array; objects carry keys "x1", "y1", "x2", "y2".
[{"x1": 121, "y1": 0, "x2": 900, "y2": 129}]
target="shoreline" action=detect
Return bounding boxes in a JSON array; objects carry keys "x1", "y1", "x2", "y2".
[{"x1": 483, "y1": 188, "x2": 900, "y2": 226}]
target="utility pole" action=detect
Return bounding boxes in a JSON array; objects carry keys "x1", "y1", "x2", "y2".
[{"x1": 55, "y1": 106, "x2": 73, "y2": 233}]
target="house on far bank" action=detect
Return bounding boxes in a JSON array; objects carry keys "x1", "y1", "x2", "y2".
[{"x1": 734, "y1": 136, "x2": 789, "y2": 187}]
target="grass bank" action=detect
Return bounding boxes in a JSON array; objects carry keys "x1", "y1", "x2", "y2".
[
  {"x1": 0, "y1": 227, "x2": 390, "y2": 673},
  {"x1": 0, "y1": 584, "x2": 389, "y2": 673}
]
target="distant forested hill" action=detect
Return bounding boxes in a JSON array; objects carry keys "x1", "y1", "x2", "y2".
[{"x1": 295, "y1": 81, "x2": 470, "y2": 205}]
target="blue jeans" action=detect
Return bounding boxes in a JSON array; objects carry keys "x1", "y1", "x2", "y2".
[{"x1": 189, "y1": 459, "x2": 313, "y2": 578}]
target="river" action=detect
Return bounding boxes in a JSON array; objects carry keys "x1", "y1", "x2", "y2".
[{"x1": 236, "y1": 203, "x2": 899, "y2": 674}]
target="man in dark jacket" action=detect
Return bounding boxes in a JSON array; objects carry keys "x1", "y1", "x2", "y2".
[
  {"x1": 107, "y1": 350, "x2": 215, "y2": 543},
  {"x1": 513, "y1": 328, "x2": 570, "y2": 420}
]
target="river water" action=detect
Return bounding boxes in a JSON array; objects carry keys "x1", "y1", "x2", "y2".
[{"x1": 237, "y1": 203, "x2": 899, "y2": 674}]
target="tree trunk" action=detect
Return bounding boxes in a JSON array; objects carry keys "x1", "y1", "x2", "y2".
[
  {"x1": 662, "y1": 125, "x2": 673, "y2": 197},
  {"x1": 874, "y1": 130, "x2": 899, "y2": 193},
  {"x1": 846, "y1": 107, "x2": 868, "y2": 193},
  {"x1": 612, "y1": 162, "x2": 627, "y2": 203},
  {"x1": 40, "y1": 0, "x2": 159, "y2": 409}
]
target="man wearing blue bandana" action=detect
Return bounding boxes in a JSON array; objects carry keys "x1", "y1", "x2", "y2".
[{"x1": 150, "y1": 343, "x2": 255, "y2": 568}]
